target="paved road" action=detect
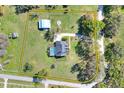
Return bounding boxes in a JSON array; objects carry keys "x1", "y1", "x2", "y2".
[
  {"x1": 98, "y1": 5, "x2": 104, "y2": 21},
  {"x1": 0, "y1": 74, "x2": 97, "y2": 88}
]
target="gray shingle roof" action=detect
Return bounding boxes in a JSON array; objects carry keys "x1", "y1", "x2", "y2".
[{"x1": 54, "y1": 41, "x2": 68, "y2": 57}]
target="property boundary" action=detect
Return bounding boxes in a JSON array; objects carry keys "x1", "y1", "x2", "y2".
[
  {"x1": 1, "y1": 8, "x2": 100, "y2": 84},
  {"x1": 19, "y1": 13, "x2": 30, "y2": 72},
  {"x1": 26, "y1": 9, "x2": 100, "y2": 84}
]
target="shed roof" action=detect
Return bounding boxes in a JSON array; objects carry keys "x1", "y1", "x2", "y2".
[{"x1": 38, "y1": 19, "x2": 51, "y2": 29}]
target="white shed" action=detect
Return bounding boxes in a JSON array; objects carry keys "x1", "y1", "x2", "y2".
[{"x1": 38, "y1": 19, "x2": 51, "y2": 30}]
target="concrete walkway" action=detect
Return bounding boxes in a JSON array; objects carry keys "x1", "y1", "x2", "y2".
[{"x1": 54, "y1": 33, "x2": 76, "y2": 42}]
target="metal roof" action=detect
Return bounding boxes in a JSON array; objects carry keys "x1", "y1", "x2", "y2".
[{"x1": 38, "y1": 19, "x2": 51, "y2": 29}]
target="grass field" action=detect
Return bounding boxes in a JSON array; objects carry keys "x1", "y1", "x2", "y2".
[
  {"x1": 23, "y1": 13, "x2": 80, "y2": 80},
  {"x1": 0, "y1": 6, "x2": 27, "y2": 72},
  {"x1": 116, "y1": 13, "x2": 124, "y2": 62},
  {"x1": 7, "y1": 80, "x2": 44, "y2": 88},
  {"x1": 0, "y1": 5, "x2": 97, "y2": 82}
]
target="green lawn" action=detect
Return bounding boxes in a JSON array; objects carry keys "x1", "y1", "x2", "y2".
[
  {"x1": 23, "y1": 17, "x2": 79, "y2": 80},
  {"x1": 116, "y1": 14, "x2": 124, "y2": 62},
  {"x1": 0, "y1": 6, "x2": 27, "y2": 72},
  {"x1": 7, "y1": 80, "x2": 44, "y2": 88},
  {"x1": 0, "y1": 5, "x2": 97, "y2": 82}
]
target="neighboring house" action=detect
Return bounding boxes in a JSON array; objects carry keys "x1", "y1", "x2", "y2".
[
  {"x1": 38, "y1": 19, "x2": 51, "y2": 30},
  {"x1": 49, "y1": 41, "x2": 69, "y2": 57}
]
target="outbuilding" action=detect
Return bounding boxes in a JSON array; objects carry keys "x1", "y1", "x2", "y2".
[{"x1": 38, "y1": 19, "x2": 51, "y2": 30}]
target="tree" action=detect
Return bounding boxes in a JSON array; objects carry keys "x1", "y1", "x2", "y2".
[
  {"x1": 33, "y1": 69, "x2": 48, "y2": 87},
  {"x1": 104, "y1": 43, "x2": 123, "y2": 62},
  {"x1": 71, "y1": 62, "x2": 86, "y2": 73},
  {"x1": 62, "y1": 5, "x2": 68, "y2": 8},
  {"x1": 38, "y1": 69, "x2": 48, "y2": 78},
  {"x1": 75, "y1": 41, "x2": 90, "y2": 60},
  {"x1": 77, "y1": 15, "x2": 105, "y2": 36},
  {"x1": 44, "y1": 30, "x2": 54, "y2": 42},
  {"x1": 15, "y1": 5, "x2": 40, "y2": 14},
  {"x1": 45, "y1": 5, "x2": 58, "y2": 10},
  {"x1": 77, "y1": 15, "x2": 92, "y2": 36},
  {"x1": 71, "y1": 54, "x2": 96, "y2": 82},
  {"x1": 103, "y1": 5, "x2": 121, "y2": 16},
  {"x1": 77, "y1": 59, "x2": 96, "y2": 82},
  {"x1": 82, "y1": 19, "x2": 105, "y2": 33},
  {"x1": 23, "y1": 62, "x2": 33, "y2": 72},
  {"x1": 50, "y1": 64, "x2": 55, "y2": 69},
  {"x1": 103, "y1": 14, "x2": 122, "y2": 38}
]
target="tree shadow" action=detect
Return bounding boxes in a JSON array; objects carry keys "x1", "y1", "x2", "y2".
[{"x1": 44, "y1": 30, "x2": 54, "y2": 42}]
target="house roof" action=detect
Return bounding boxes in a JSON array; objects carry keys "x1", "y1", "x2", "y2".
[
  {"x1": 49, "y1": 47, "x2": 55, "y2": 56},
  {"x1": 54, "y1": 41, "x2": 68, "y2": 57},
  {"x1": 38, "y1": 19, "x2": 51, "y2": 29}
]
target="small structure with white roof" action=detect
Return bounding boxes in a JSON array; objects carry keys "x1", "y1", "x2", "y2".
[{"x1": 38, "y1": 19, "x2": 51, "y2": 30}]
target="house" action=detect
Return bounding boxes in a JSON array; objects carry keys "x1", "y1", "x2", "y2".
[
  {"x1": 38, "y1": 19, "x2": 51, "y2": 30},
  {"x1": 49, "y1": 41, "x2": 69, "y2": 57}
]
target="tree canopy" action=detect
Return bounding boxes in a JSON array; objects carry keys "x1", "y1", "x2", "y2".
[
  {"x1": 103, "y1": 5, "x2": 121, "y2": 16},
  {"x1": 15, "y1": 5, "x2": 40, "y2": 14},
  {"x1": 77, "y1": 15, "x2": 105, "y2": 36},
  {"x1": 104, "y1": 43, "x2": 123, "y2": 62},
  {"x1": 103, "y1": 14, "x2": 122, "y2": 38},
  {"x1": 75, "y1": 41, "x2": 90, "y2": 60},
  {"x1": 23, "y1": 62, "x2": 33, "y2": 72}
]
